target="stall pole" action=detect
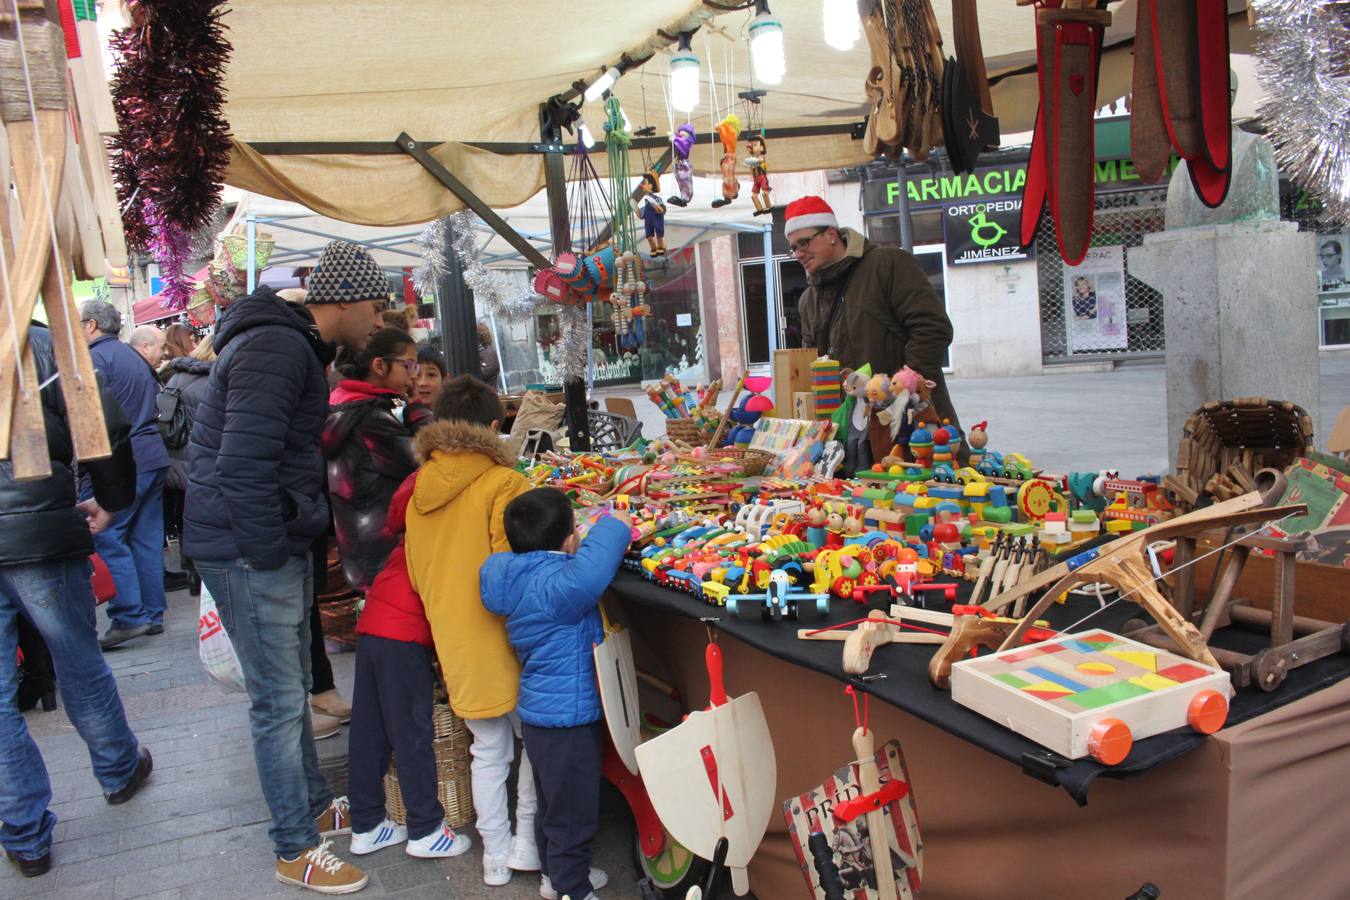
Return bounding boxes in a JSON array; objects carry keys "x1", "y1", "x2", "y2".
[
  {"x1": 542, "y1": 114, "x2": 590, "y2": 451},
  {"x1": 897, "y1": 162, "x2": 914, "y2": 252},
  {"x1": 435, "y1": 216, "x2": 481, "y2": 379},
  {"x1": 762, "y1": 223, "x2": 778, "y2": 358}
]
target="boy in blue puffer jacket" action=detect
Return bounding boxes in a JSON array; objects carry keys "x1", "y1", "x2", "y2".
[{"x1": 479, "y1": 489, "x2": 632, "y2": 900}]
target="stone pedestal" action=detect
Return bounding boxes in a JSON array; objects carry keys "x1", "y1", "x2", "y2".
[{"x1": 1127, "y1": 221, "x2": 1321, "y2": 469}]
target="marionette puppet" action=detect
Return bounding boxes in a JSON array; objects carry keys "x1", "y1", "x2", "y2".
[
  {"x1": 711, "y1": 113, "x2": 741, "y2": 208},
  {"x1": 745, "y1": 135, "x2": 771, "y2": 215},
  {"x1": 668, "y1": 123, "x2": 696, "y2": 207},
  {"x1": 634, "y1": 170, "x2": 667, "y2": 257}
]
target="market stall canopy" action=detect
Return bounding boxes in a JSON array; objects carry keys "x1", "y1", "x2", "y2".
[{"x1": 215, "y1": 0, "x2": 1254, "y2": 228}]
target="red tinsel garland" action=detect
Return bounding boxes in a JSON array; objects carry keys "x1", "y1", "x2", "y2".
[{"x1": 108, "y1": 0, "x2": 231, "y2": 306}]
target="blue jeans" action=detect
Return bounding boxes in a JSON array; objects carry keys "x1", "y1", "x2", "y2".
[
  {"x1": 196, "y1": 555, "x2": 332, "y2": 858},
  {"x1": 95, "y1": 467, "x2": 168, "y2": 629},
  {"x1": 0, "y1": 558, "x2": 141, "y2": 860}
]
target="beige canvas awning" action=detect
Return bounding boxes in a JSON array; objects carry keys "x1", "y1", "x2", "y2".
[{"x1": 216, "y1": 0, "x2": 1254, "y2": 228}]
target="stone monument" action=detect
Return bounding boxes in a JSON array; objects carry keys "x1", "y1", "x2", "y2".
[{"x1": 1127, "y1": 77, "x2": 1321, "y2": 469}]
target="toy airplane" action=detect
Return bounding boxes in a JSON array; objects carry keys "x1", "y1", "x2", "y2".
[{"x1": 726, "y1": 569, "x2": 830, "y2": 622}]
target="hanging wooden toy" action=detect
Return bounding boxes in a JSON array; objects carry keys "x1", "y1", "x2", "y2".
[
  {"x1": 745, "y1": 134, "x2": 771, "y2": 216},
  {"x1": 711, "y1": 112, "x2": 741, "y2": 209},
  {"x1": 635, "y1": 640, "x2": 776, "y2": 896},
  {"x1": 782, "y1": 687, "x2": 922, "y2": 899},
  {"x1": 604, "y1": 95, "x2": 646, "y2": 351},
  {"x1": 634, "y1": 170, "x2": 667, "y2": 257},
  {"x1": 668, "y1": 122, "x2": 695, "y2": 207}
]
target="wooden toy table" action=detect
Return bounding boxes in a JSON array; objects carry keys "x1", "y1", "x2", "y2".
[{"x1": 609, "y1": 573, "x2": 1350, "y2": 899}]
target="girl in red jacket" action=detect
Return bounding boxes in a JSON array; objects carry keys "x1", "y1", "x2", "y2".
[{"x1": 345, "y1": 473, "x2": 470, "y2": 860}]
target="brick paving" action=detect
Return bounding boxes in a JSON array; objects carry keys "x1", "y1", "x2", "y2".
[{"x1": 10, "y1": 580, "x2": 642, "y2": 898}]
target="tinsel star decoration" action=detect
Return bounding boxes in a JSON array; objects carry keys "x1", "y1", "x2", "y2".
[
  {"x1": 417, "y1": 212, "x2": 546, "y2": 322},
  {"x1": 109, "y1": 0, "x2": 233, "y2": 308},
  {"x1": 1251, "y1": 0, "x2": 1350, "y2": 223},
  {"x1": 416, "y1": 212, "x2": 591, "y2": 379}
]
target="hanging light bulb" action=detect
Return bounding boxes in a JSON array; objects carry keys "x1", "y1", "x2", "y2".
[
  {"x1": 822, "y1": 0, "x2": 860, "y2": 51},
  {"x1": 749, "y1": 0, "x2": 785, "y2": 85},
  {"x1": 578, "y1": 121, "x2": 595, "y2": 149},
  {"x1": 669, "y1": 31, "x2": 700, "y2": 113},
  {"x1": 584, "y1": 66, "x2": 619, "y2": 102}
]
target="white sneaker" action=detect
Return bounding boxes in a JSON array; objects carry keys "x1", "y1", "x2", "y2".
[
  {"x1": 507, "y1": 833, "x2": 540, "y2": 871},
  {"x1": 406, "y1": 822, "x2": 471, "y2": 859},
  {"x1": 483, "y1": 853, "x2": 512, "y2": 886},
  {"x1": 349, "y1": 819, "x2": 406, "y2": 855},
  {"x1": 540, "y1": 868, "x2": 608, "y2": 899}
]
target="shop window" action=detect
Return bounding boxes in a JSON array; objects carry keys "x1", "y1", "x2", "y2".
[{"x1": 864, "y1": 211, "x2": 944, "y2": 247}]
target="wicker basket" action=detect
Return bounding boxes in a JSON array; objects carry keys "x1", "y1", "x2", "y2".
[
  {"x1": 666, "y1": 417, "x2": 712, "y2": 446},
  {"x1": 384, "y1": 704, "x2": 475, "y2": 829},
  {"x1": 1170, "y1": 398, "x2": 1314, "y2": 508},
  {"x1": 708, "y1": 448, "x2": 775, "y2": 476}
]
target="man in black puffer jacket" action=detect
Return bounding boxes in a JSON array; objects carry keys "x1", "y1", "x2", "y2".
[
  {"x1": 183, "y1": 240, "x2": 384, "y2": 894},
  {"x1": 1, "y1": 324, "x2": 153, "y2": 879}
]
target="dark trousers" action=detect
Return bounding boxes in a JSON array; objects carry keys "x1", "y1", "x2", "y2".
[
  {"x1": 347, "y1": 635, "x2": 443, "y2": 839},
  {"x1": 308, "y1": 535, "x2": 335, "y2": 696},
  {"x1": 522, "y1": 721, "x2": 604, "y2": 899}
]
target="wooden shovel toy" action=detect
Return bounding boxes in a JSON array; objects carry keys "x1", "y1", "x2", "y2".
[{"x1": 635, "y1": 641, "x2": 776, "y2": 896}]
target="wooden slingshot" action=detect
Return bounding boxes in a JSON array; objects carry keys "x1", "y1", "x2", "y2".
[
  {"x1": 984, "y1": 486, "x2": 1307, "y2": 673},
  {"x1": 1123, "y1": 472, "x2": 1350, "y2": 691},
  {"x1": 799, "y1": 608, "x2": 951, "y2": 675},
  {"x1": 0, "y1": 3, "x2": 110, "y2": 480}
]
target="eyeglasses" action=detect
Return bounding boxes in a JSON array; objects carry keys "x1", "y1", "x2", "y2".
[
  {"x1": 384, "y1": 357, "x2": 420, "y2": 375},
  {"x1": 789, "y1": 228, "x2": 828, "y2": 255}
]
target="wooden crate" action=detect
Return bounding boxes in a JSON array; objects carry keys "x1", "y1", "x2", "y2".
[{"x1": 771, "y1": 348, "x2": 817, "y2": 418}]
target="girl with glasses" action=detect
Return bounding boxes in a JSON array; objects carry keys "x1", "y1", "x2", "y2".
[{"x1": 322, "y1": 328, "x2": 421, "y2": 593}]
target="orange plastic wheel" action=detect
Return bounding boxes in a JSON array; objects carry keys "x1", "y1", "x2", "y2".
[
  {"x1": 1187, "y1": 690, "x2": 1229, "y2": 734},
  {"x1": 1087, "y1": 717, "x2": 1133, "y2": 765}
]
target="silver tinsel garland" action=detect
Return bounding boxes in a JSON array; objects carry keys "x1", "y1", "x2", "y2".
[
  {"x1": 414, "y1": 211, "x2": 591, "y2": 380},
  {"x1": 1252, "y1": 0, "x2": 1350, "y2": 223}
]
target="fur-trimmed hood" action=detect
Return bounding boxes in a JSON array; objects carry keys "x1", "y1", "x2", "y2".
[{"x1": 412, "y1": 420, "x2": 517, "y2": 516}]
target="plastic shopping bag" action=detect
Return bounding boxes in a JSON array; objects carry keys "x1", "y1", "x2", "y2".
[{"x1": 199, "y1": 584, "x2": 246, "y2": 692}]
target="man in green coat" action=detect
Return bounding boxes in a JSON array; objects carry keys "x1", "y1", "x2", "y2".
[{"x1": 786, "y1": 195, "x2": 962, "y2": 442}]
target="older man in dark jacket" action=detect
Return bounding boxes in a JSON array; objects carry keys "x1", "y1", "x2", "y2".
[
  {"x1": 1, "y1": 324, "x2": 153, "y2": 879},
  {"x1": 184, "y1": 240, "x2": 384, "y2": 894},
  {"x1": 80, "y1": 301, "x2": 171, "y2": 648},
  {"x1": 786, "y1": 196, "x2": 961, "y2": 437}
]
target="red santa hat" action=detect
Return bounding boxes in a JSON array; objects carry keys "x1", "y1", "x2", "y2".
[{"x1": 783, "y1": 195, "x2": 839, "y2": 236}]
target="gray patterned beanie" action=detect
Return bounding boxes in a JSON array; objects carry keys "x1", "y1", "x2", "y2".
[{"x1": 306, "y1": 241, "x2": 389, "y2": 305}]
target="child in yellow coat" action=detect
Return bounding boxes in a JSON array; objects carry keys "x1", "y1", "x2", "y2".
[{"x1": 404, "y1": 376, "x2": 536, "y2": 887}]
